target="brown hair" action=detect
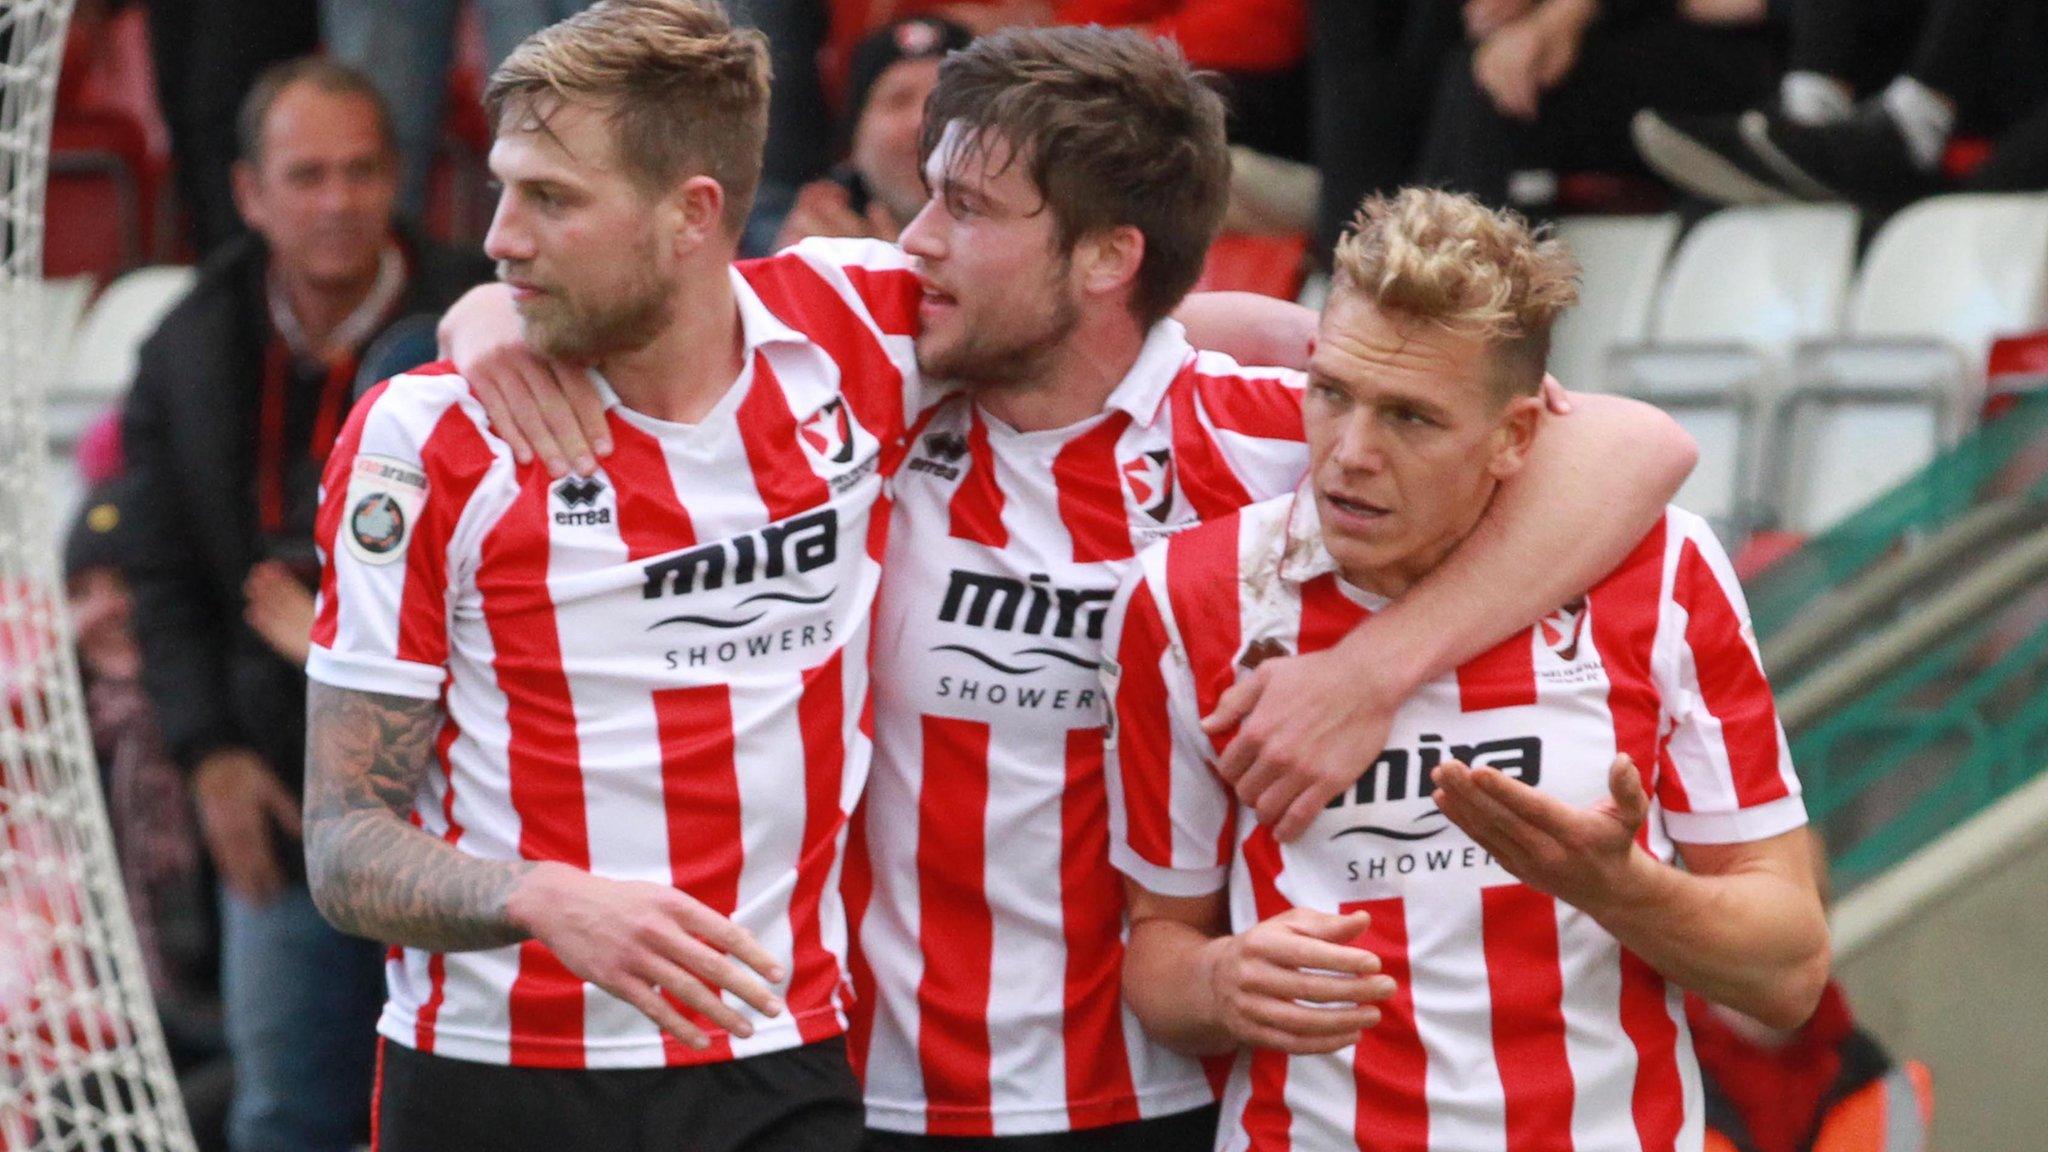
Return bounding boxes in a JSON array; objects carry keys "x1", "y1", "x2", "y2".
[
  {"x1": 238, "y1": 56, "x2": 397, "y2": 165},
  {"x1": 919, "y1": 26, "x2": 1231, "y2": 327},
  {"x1": 1333, "y1": 189, "x2": 1580, "y2": 399},
  {"x1": 485, "y1": 0, "x2": 771, "y2": 236}
]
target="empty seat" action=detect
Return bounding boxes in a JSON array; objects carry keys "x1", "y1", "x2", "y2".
[
  {"x1": 1781, "y1": 194, "x2": 2048, "y2": 534},
  {"x1": 1607, "y1": 204, "x2": 1860, "y2": 536},
  {"x1": 1547, "y1": 214, "x2": 1680, "y2": 392},
  {"x1": 61, "y1": 265, "x2": 196, "y2": 403}
]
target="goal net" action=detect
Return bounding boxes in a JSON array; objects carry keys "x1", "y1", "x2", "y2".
[{"x1": 1, "y1": 2, "x2": 196, "y2": 1148}]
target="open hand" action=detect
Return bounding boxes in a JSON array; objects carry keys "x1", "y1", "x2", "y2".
[{"x1": 1432, "y1": 754, "x2": 1649, "y2": 909}]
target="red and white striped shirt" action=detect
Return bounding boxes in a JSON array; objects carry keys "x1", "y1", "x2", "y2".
[
  {"x1": 853, "y1": 321, "x2": 1308, "y2": 1134},
  {"x1": 1103, "y1": 491, "x2": 1807, "y2": 1152},
  {"x1": 307, "y1": 248, "x2": 923, "y2": 1070}
]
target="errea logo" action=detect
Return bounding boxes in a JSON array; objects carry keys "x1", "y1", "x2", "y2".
[{"x1": 553, "y1": 474, "x2": 612, "y2": 527}]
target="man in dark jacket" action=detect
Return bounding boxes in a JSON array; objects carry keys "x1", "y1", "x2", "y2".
[{"x1": 119, "y1": 56, "x2": 491, "y2": 1152}]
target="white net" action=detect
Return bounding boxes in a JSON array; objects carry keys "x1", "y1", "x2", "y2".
[{"x1": 1, "y1": 2, "x2": 197, "y2": 1149}]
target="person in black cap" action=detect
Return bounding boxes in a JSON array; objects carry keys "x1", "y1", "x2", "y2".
[{"x1": 774, "y1": 16, "x2": 975, "y2": 248}]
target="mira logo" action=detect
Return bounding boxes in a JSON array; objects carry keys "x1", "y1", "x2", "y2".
[
  {"x1": 641, "y1": 508, "x2": 837, "y2": 598},
  {"x1": 1326, "y1": 734, "x2": 1543, "y2": 841}
]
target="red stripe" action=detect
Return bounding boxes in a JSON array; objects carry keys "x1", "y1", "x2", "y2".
[
  {"x1": 1165, "y1": 517, "x2": 1243, "y2": 750},
  {"x1": 653, "y1": 683, "x2": 743, "y2": 1065},
  {"x1": 1618, "y1": 950, "x2": 1685, "y2": 1152},
  {"x1": 1482, "y1": 885, "x2": 1577, "y2": 1150},
  {"x1": 396, "y1": 408, "x2": 495, "y2": 666},
  {"x1": 1111, "y1": 577, "x2": 1177, "y2": 868},
  {"x1": 786, "y1": 651, "x2": 849, "y2": 1043},
  {"x1": 1587, "y1": 516, "x2": 1685, "y2": 1150},
  {"x1": 1345, "y1": 895, "x2": 1428, "y2": 1152},
  {"x1": 839, "y1": 265, "x2": 921, "y2": 336},
  {"x1": 1457, "y1": 631, "x2": 1539, "y2": 712},
  {"x1": 738, "y1": 356, "x2": 835, "y2": 521},
  {"x1": 1059, "y1": 727, "x2": 1141, "y2": 1128},
  {"x1": 1193, "y1": 369, "x2": 1305, "y2": 440},
  {"x1": 842, "y1": 799, "x2": 877, "y2": 1082},
  {"x1": 1241, "y1": 828, "x2": 1295, "y2": 1150},
  {"x1": 948, "y1": 413, "x2": 1007, "y2": 547},
  {"x1": 413, "y1": 711, "x2": 467, "y2": 1053},
  {"x1": 914, "y1": 715, "x2": 996, "y2": 1136},
  {"x1": 477, "y1": 472, "x2": 589, "y2": 1067},
  {"x1": 1169, "y1": 364, "x2": 1256, "y2": 522},
  {"x1": 311, "y1": 380, "x2": 391, "y2": 648},
  {"x1": 1053, "y1": 412, "x2": 1136, "y2": 563},
  {"x1": 740, "y1": 253, "x2": 909, "y2": 456},
  {"x1": 369, "y1": 1036, "x2": 386, "y2": 1152},
  {"x1": 1675, "y1": 539, "x2": 1791, "y2": 808},
  {"x1": 605, "y1": 416, "x2": 697, "y2": 561},
  {"x1": 1587, "y1": 518, "x2": 1668, "y2": 787},
  {"x1": 1297, "y1": 574, "x2": 1367, "y2": 654}
]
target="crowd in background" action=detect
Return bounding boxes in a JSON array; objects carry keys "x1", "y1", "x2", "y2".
[{"x1": 39, "y1": 1, "x2": 1987, "y2": 1150}]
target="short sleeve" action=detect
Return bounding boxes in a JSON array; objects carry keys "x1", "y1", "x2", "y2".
[
  {"x1": 1180, "y1": 352, "x2": 1310, "y2": 506},
  {"x1": 1652, "y1": 511, "x2": 1807, "y2": 844},
  {"x1": 307, "y1": 371, "x2": 504, "y2": 701},
  {"x1": 1101, "y1": 552, "x2": 1237, "y2": 897}
]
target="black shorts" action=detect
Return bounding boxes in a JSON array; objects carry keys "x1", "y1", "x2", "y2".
[
  {"x1": 860, "y1": 1105, "x2": 1219, "y2": 1152},
  {"x1": 374, "y1": 1035, "x2": 865, "y2": 1152}
]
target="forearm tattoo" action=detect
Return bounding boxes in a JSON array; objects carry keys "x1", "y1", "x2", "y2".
[{"x1": 305, "y1": 682, "x2": 535, "y2": 951}]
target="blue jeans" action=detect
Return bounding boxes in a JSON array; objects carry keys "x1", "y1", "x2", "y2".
[
  {"x1": 320, "y1": 0, "x2": 591, "y2": 214},
  {"x1": 220, "y1": 885, "x2": 386, "y2": 1152}
]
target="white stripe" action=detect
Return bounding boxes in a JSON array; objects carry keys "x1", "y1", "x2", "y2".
[
  {"x1": 983, "y1": 720, "x2": 1073, "y2": 1133},
  {"x1": 1408, "y1": 884, "x2": 1506, "y2": 1152}
]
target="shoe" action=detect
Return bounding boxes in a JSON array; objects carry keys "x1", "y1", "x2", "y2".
[
  {"x1": 1738, "y1": 103, "x2": 1941, "y2": 208},
  {"x1": 1632, "y1": 109, "x2": 1796, "y2": 205}
]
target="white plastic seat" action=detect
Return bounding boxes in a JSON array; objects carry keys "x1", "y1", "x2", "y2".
[
  {"x1": 1607, "y1": 204, "x2": 1860, "y2": 536},
  {"x1": 1547, "y1": 214, "x2": 1680, "y2": 392},
  {"x1": 1781, "y1": 194, "x2": 2048, "y2": 534},
  {"x1": 59, "y1": 264, "x2": 196, "y2": 402}
]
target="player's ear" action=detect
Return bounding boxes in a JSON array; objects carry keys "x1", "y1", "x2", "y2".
[
  {"x1": 1074, "y1": 224, "x2": 1144, "y2": 303},
  {"x1": 670, "y1": 175, "x2": 727, "y2": 253},
  {"x1": 1487, "y1": 394, "x2": 1544, "y2": 481}
]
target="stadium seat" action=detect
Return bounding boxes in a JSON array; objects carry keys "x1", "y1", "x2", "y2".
[
  {"x1": 1607, "y1": 204, "x2": 1859, "y2": 537},
  {"x1": 1779, "y1": 193, "x2": 2048, "y2": 534},
  {"x1": 1547, "y1": 214, "x2": 1680, "y2": 393},
  {"x1": 60, "y1": 265, "x2": 196, "y2": 404}
]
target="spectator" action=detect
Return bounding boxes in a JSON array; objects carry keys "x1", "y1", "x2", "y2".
[
  {"x1": 321, "y1": 0, "x2": 590, "y2": 221},
  {"x1": 733, "y1": 0, "x2": 837, "y2": 255},
  {"x1": 1416, "y1": 0, "x2": 1784, "y2": 208},
  {"x1": 1635, "y1": 0, "x2": 2048, "y2": 208},
  {"x1": 118, "y1": 57, "x2": 491, "y2": 1152},
  {"x1": 773, "y1": 15, "x2": 973, "y2": 250},
  {"x1": 67, "y1": 477, "x2": 233, "y2": 1152}
]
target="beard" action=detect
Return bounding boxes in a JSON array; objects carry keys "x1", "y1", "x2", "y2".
[
  {"x1": 508, "y1": 257, "x2": 678, "y2": 364},
  {"x1": 915, "y1": 279, "x2": 1080, "y2": 389}
]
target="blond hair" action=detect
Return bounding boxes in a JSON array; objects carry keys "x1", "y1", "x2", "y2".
[
  {"x1": 485, "y1": 0, "x2": 771, "y2": 235},
  {"x1": 1332, "y1": 189, "x2": 1580, "y2": 398}
]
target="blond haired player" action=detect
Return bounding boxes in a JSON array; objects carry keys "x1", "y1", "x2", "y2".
[{"x1": 1105, "y1": 189, "x2": 1828, "y2": 1152}]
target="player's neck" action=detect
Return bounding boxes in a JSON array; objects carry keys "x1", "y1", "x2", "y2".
[
  {"x1": 599, "y1": 262, "x2": 745, "y2": 425},
  {"x1": 974, "y1": 311, "x2": 1147, "y2": 433}
]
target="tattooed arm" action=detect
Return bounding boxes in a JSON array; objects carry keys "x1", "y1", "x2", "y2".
[
  {"x1": 303, "y1": 681, "x2": 531, "y2": 949},
  {"x1": 304, "y1": 681, "x2": 790, "y2": 1049}
]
